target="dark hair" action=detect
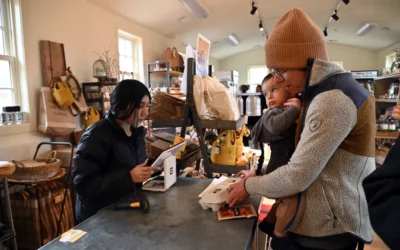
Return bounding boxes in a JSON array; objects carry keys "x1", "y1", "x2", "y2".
[
  {"x1": 256, "y1": 84, "x2": 262, "y2": 89},
  {"x1": 239, "y1": 84, "x2": 250, "y2": 93},
  {"x1": 110, "y1": 79, "x2": 151, "y2": 120},
  {"x1": 261, "y1": 73, "x2": 273, "y2": 85}
]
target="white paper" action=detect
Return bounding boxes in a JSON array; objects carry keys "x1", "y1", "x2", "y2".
[
  {"x1": 181, "y1": 44, "x2": 196, "y2": 94},
  {"x1": 196, "y1": 33, "x2": 211, "y2": 77},
  {"x1": 198, "y1": 176, "x2": 229, "y2": 198}
]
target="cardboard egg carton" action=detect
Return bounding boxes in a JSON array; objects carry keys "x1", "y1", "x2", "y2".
[{"x1": 199, "y1": 178, "x2": 240, "y2": 211}]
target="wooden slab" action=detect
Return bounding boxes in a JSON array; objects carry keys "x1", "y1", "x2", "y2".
[
  {"x1": 40, "y1": 40, "x2": 67, "y2": 87},
  {"x1": 40, "y1": 40, "x2": 72, "y2": 148}
]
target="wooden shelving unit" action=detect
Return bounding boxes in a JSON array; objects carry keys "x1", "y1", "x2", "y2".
[
  {"x1": 148, "y1": 69, "x2": 183, "y2": 77},
  {"x1": 373, "y1": 73, "x2": 400, "y2": 140},
  {"x1": 374, "y1": 72, "x2": 400, "y2": 80},
  {"x1": 375, "y1": 99, "x2": 399, "y2": 103},
  {"x1": 376, "y1": 131, "x2": 399, "y2": 140}
]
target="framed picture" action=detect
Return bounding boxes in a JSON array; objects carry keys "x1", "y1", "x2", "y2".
[{"x1": 196, "y1": 33, "x2": 210, "y2": 77}]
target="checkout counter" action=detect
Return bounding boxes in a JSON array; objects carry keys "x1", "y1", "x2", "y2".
[{"x1": 39, "y1": 178, "x2": 262, "y2": 250}]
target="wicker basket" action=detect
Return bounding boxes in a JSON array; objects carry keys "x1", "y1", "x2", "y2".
[
  {"x1": 10, "y1": 181, "x2": 74, "y2": 249},
  {"x1": 0, "y1": 161, "x2": 16, "y2": 177},
  {"x1": 11, "y1": 158, "x2": 61, "y2": 181}
]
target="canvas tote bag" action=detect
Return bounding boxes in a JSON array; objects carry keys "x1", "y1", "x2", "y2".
[{"x1": 38, "y1": 87, "x2": 75, "y2": 136}]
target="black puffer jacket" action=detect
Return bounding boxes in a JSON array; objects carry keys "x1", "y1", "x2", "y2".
[
  {"x1": 363, "y1": 136, "x2": 400, "y2": 250},
  {"x1": 73, "y1": 113, "x2": 147, "y2": 221}
]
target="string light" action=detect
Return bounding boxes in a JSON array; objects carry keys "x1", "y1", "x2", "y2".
[
  {"x1": 322, "y1": 0, "x2": 349, "y2": 37},
  {"x1": 332, "y1": 10, "x2": 339, "y2": 21},
  {"x1": 250, "y1": 1, "x2": 257, "y2": 15},
  {"x1": 249, "y1": 0, "x2": 268, "y2": 39}
]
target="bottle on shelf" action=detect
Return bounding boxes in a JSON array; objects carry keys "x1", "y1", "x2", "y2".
[{"x1": 378, "y1": 115, "x2": 388, "y2": 131}]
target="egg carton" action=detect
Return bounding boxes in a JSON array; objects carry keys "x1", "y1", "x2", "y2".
[
  {"x1": 199, "y1": 178, "x2": 240, "y2": 211},
  {"x1": 199, "y1": 201, "x2": 226, "y2": 212}
]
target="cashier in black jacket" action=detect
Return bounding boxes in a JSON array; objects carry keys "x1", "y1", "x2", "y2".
[{"x1": 73, "y1": 79, "x2": 157, "y2": 222}]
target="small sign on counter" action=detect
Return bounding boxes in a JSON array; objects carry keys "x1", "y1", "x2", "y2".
[{"x1": 59, "y1": 229, "x2": 87, "y2": 243}]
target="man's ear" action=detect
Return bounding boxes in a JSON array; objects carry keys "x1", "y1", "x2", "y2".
[{"x1": 289, "y1": 92, "x2": 297, "y2": 98}]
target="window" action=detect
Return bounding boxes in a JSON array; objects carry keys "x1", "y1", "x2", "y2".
[
  {"x1": 386, "y1": 53, "x2": 396, "y2": 69},
  {"x1": 0, "y1": 0, "x2": 18, "y2": 110},
  {"x1": 118, "y1": 30, "x2": 144, "y2": 82},
  {"x1": 248, "y1": 66, "x2": 268, "y2": 92}
]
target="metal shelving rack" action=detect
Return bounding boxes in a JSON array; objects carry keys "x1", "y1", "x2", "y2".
[
  {"x1": 150, "y1": 58, "x2": 248, "y2": 177},
  {"x1": 0, "y1": 178, "x2": 17, "y2": 250},
  {"x1": 147, "y1": 61, "x2": 183, "y2": 94},
  {"x1": 374, "y1": 73, "x2": 400, "y2": 140}
]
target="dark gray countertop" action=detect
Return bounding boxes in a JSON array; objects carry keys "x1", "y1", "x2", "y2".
[{"x1": 40, "y1": 177, "x2": 260, "y2": 250}]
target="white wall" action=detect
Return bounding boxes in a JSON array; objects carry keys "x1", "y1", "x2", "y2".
[
  {"x1": 378, "y1": 42, "x2": 400, "y2": 71},
  {"x1": 219, "y1": 43, "x2": 380, "y2": 85},
  {"x1": 0, "y1": 0, "x2": 179, "y2": 160},
  {"x1": 209, "y1": 57, "x2": 221, "y2": 72}
]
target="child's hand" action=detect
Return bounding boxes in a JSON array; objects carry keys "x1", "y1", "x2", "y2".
[{"x1": 284, "y1": 98, "x2": 302, "y2": 110}]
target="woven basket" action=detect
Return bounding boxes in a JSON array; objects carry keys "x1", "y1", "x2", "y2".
[
  {"x1": 11, "y1": 158, "x2": 61, "y2": 181},
  {"x1": 0, "y1": 161, "x2": 16, "y2": 177}
]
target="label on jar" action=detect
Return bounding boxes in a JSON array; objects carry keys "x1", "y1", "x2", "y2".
[
  {"x1": 0, "y1": 113, "x2": 6, "y2": 125},
  {"x1": 380, "y1": 123, "x2": 389, "y2": 131},
  {"x1": 6, "y1": 113, "x2": 14, "y2": 124}
]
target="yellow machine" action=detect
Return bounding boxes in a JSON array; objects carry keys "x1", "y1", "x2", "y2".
[
  {"x1": 235, "y1": 126, "x2": 250, "y2": 160},
  {"x1": 210, "y1": 126, "x2": 250, "y2": 166},
  {"x1": 210, "y1": 130, "x2": 236, "y2": 166}
]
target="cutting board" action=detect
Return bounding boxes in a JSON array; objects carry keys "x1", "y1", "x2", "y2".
[{"x1": 40, "y1": 40, "x2": 73, "y2": 149}]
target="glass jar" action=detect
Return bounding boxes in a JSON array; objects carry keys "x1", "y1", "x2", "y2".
[{"x1": 380, "y1": 122, "x2": 389, "y2": 131}]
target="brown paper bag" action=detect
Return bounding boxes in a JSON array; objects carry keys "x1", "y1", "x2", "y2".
[
  {"x1": 204, "y1": 76, "x2": 240, "y2": 120},
  {"x1": 38, "y1": 87, "x2": 76, "y2": 136}
]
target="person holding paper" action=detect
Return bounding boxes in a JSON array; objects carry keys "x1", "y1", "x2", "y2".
[{"x1": 73, "y1": 79, "x2": 157, "y2": 222}]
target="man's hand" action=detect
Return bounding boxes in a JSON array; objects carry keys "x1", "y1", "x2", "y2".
[
  {"x1": 284, "y1": 98, "x2": 302, "y2": 110},
  {"x1": 226, "y1": 179, "x2": 250, "y2": 207},
  {"x1": 237, "y1": 170, "x2": 256, "y2": 179},
  {"x1": 130, "y1": 160, "x2": 157, "y2": 183}
]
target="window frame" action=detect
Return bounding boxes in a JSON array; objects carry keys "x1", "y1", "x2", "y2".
[
  {"x1": 0, "y1": 0, "x2": 21, "y2": 110},
  {"x1": 247, "y1": 65, "x2": 269, "y2": 92},
  {"x1": 117, "y1": 30, "x2": 144, "y2": 82},
  {"x1": 386, "y1": 53, "x2": 396, "y2": 69},
  {"x1": 0, "y1": 0, "x2": 30, "y2": 135}
]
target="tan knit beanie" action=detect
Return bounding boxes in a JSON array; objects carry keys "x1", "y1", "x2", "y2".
[{"x1": 265, "y1": 8, "x2": 329, "y2": 69}]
